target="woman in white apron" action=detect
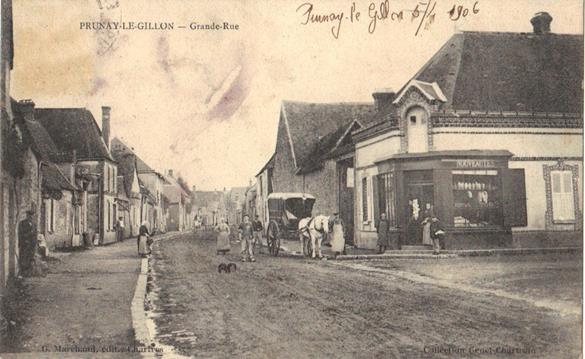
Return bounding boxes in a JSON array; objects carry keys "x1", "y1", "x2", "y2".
[
  {"x1": 330, "y1": 213, "x2": 345, "y2": 258},
  {"x1": 138, "y1": 221, "x2": 151, "y2": 257}
]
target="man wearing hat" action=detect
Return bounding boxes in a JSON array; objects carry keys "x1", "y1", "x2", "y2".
[
  {"x1": 18, "y1": 208, "x2": 38, "y2": 275},
  {"x1": 238, "y1": 214, "x2": 255, "y2": 262}
]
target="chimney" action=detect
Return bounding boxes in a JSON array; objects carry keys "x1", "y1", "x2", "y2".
[
  {"x1": 531, "y1": 12, "x2": 552, "y2": 34},
  {"x1": 101, "y1": 106, "x2": 111, "y2": 149},
  {"x1": 168, "y1": 169, "x2": 174, "y2": 178},
  {"x1": 372, "y1": 89, "x2": 395, "y2": 113},
  {"x1": 18, "y1": 99, "x2": 35, "y2": 122}
]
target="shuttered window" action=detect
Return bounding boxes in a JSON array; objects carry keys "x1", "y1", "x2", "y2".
[
  {"x1": 362, "y1": 177, "x2": 368, "y2": 222},
  {"x1": 551, "y1": 170, "x2": 575, "y2": 222}
]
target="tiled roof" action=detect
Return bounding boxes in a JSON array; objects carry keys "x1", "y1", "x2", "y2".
[
  {"x1": 35, "y1": 108, "x2": 113, "y2": 161},
  {"x1": 42, "y1": 163, "x2": 77, "y2": 192},
  {"x1": 22, "y1": 119, "x2": 61, "y2": 162},
  {"x1": 282, "y1": 101, "x2": 378, "y2": 169},
  {"x1": 406, "y1": 31, "x2": 583, "y2": 113}
]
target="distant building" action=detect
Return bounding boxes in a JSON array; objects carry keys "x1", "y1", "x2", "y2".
[{"x1": 34, "y1": 106, "x2": 117, "y2": 245}]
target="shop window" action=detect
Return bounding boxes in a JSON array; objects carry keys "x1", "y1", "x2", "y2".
[
  {"x1": 377, "y1": 172, "x2": 397, "y2": 226},
  {"x1": 362, "y1": 177, "x2": 368, "y2": 222},
  {"x1": 452, "y1": 170, "x2": 503, "y2": 227},
  {"x1": 551, "y1": 170, "x2": 576, "y2": 222}
]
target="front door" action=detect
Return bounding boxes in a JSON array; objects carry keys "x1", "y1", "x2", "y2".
[
  {"x1": 403, "y1": 171, "x2": 434, "y2": 245},
  {"x1": 338, "y1": 160, "x2": 354, "y2": 245}
]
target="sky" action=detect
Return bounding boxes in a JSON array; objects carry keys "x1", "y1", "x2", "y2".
[{"x1": 10, "y1": 0, "x2": 583, "y2": 190}]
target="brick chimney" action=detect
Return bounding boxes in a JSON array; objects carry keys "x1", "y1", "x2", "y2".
[
  {"x1": 101, "y1": 106, "x2": 111, "y2": 149},
  {"x1": 18, "y1": 99, "x2": 35, "y2": 122},
  {"x1": 372, "y1": 89, "x2": 395, "y2": 113},
  {"x1": 531, "y1": 12, "x2": 552, "y2": 34}
]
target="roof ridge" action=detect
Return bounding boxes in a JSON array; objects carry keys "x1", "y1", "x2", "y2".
[
  {"x1": 461, "y1": 30, "x2": 583, "y2": 37},
  {"x1": 282, "y1": 100, "x2": 373, "y2": 106}
]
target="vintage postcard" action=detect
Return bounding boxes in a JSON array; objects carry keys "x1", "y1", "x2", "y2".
[{"x1": 0, "y1": 0, "x2": 583, "y2": 357}]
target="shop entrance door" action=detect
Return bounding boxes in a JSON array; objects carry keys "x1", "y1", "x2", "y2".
[{"x1": 403, "y1": 171, "x2": 434, "y2": 245}]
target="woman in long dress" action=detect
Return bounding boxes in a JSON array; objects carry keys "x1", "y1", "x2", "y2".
[
  {"x1": 138, "y1": 221, "x2": 151, "y2": 257},
  {"x1": 329, "y1": 213, "x2": 345, "y2": 258},
  {"x1": 215, "y1": 218, "x2": 231, "y2": 255}
]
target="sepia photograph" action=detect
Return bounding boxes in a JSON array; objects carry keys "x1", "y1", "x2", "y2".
[{"x1": 0, "y1": 0, "x2": 583, "y2": 357}]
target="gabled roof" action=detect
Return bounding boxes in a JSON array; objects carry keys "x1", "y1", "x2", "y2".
[
  {"x1": 399, "y1": 31, "x2": 583, "y2": 113},
  {"x1": 255, "y1": 153, "x2": 275, "y2": 177},
  {"x1": 111, "y1": 137, "x2": 155, "y2": 173},
  {"x1": 111, "y1": 151, "x2": 140, "y2": 198},
  {"x1": 298, "y1": 119, "x2": 363, "y2": 174},
  {"x1": 281, "y1": 101, "x2": 378, "y2": 169},
  {"x1": 35, "y1": 108, "x2": 113, "y2": 161},
  {"x1": 393, "y1": 80, "x2": 447, "y2": 104}
]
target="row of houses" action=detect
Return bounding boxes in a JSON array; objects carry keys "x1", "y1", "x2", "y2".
[
  {"x1": 253, "y1": 12, "x2": 583, "y2": 250},
  {"x1": 0, "y1": 0, "x2": 193, "y2": 292}
]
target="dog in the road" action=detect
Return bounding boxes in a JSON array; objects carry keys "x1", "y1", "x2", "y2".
[{"x1": 217, "y1": 263, "x2": 237, "y2": 273}]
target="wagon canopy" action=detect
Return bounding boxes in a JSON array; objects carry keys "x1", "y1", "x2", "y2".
[{"x1": 267, "y1": 192, "x2": 315, "y2": 220}]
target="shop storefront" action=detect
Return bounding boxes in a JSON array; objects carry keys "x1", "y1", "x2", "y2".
[{"x1": 372, "y1": 150, "x2": 527, "y2": 249}]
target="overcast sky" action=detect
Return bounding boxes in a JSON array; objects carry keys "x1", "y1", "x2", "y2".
[{"x1": 11, "y1": 0, "x2": 582, "y2": 190}]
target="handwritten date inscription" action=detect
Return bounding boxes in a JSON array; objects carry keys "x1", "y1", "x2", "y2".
[{"x1": 296, "y1": 0, "x2": 480, "y2": 39}]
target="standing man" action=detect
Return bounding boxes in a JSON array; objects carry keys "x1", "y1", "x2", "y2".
[
  {"x1": 430, "y1": 216, "x2": 445, "y2": 255},
  {"x1": 238, "y1": 214, "x2": 255, "y2": 262},
  {"x1": 18, "y1": 209, "x2": 37, "y2": 276},
  {"x1": 252, "y1": 214, "x2": 264, "y2": 255},
  {"x1": 116, "y1": 216, "x2": 125, "y2": 242}
]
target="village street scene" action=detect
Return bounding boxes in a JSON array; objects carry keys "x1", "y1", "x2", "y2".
[{"x1": 0, "y1": 0, "x2": 583, "y2": 358}]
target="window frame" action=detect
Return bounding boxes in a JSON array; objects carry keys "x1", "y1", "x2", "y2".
[
  {"x1": 543, "y1": 161, "x2": 581, "y2": 229},
  {"x1": 361, "y1": 177, "x2": 369, "y2": 223}
]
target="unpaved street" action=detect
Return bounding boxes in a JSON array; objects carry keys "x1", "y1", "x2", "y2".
[{"x1": 148, "y1": 232, "x2": 581, "y2": 358}]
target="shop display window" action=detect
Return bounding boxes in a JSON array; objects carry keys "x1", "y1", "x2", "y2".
[{"x1": 452, "y1": 170, "x2": 503, "y2": 227}]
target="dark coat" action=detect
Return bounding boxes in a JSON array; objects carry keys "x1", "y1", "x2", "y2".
[{"x1": 376, "y1": 219, "x2": 390, "y2": 246}]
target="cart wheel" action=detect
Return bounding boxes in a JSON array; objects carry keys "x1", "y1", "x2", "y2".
[{"x1": 267, "y1": 221, "x2": 280, "y2": 256}]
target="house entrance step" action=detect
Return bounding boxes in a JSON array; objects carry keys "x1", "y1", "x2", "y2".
[{"x1": 400, "y1": 245, "x2": 433, "y2": 251}]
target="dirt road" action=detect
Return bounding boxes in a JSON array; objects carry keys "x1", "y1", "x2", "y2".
[{"x1": 149, "y1": 232, "x2": 581, "y2": 358}]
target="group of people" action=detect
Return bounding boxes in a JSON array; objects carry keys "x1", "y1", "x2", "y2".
[
  {"x1": 215, "y1": 214, "x2": 264, "y2": 262},
  {"x1": 376, "y1": 211, "x2": 445, "y2": 254}
]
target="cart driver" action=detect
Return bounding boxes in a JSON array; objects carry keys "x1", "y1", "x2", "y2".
[{"x1": 239, "y1": 214, "x2": 255, "y2": 262}]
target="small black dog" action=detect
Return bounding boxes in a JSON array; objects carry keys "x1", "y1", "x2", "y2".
[{"x1": 217, "y1": 263, "x2": 238, "y2": 273}]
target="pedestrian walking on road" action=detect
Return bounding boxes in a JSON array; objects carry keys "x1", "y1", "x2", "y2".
[
  {"x1": 252, "y1": 215, "x2": 264, "y2": 255},
  {"x1": 116, "y1": 216, "x2": 125, "y2": 242},
  {"x1": 138, "y1": 221, "x2": 151, "y2": 257},
  {"x1": 18, "y1": 209, "x2": 38, "y2": 276},
  {"x1": 376, "y1": 213, "x2": 390, "y2": 254},
  {"x1": 215, "y1": 218, "x2": 231, "y2": 255},
  {"x1": 330, "y1": 212, "x2": 345, "y2": 258},
  {"x1": 430, "y1": 216, "x2": 445, "y2": 255},
  {"x1": 239, "y1": 215, "x2": 255, "y2": 262}
]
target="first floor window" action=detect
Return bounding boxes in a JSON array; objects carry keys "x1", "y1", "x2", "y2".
[
  {"x1": 47, "y1": 199, "x2": 55, "y2": 233},
  {"x1": 551, "y1": 170, "x2": 575, "y2": 222},
  {"x1": 378, "y1": 172, "x2": 396, "y2": 226},
  {"x1": 362, "y1": 177, "x2": 368, "y2": 222}
]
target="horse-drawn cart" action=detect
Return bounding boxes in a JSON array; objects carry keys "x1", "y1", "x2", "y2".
[{"x1": 266, "y1": 193, "x2": 315, "y2": 256}]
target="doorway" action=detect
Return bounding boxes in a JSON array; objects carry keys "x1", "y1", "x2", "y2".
[
  {"x1": 337, "y1": 159, "x2": 354, "y2": 245},
  {"x1": 403, "y1": 171, "x2": 434, "y2": 245}
]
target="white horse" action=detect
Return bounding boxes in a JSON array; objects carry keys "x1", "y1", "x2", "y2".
[{"x1": 298, "y1": 215, "x2": 330, "y2": 258}]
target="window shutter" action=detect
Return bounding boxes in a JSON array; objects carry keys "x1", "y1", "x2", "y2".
[
  {"x1": 373, "y1": 176, "x2": 380, "y2": 224},
  {"x1": 502, "y1": 168, "x2": 527, "y2": 227}
]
